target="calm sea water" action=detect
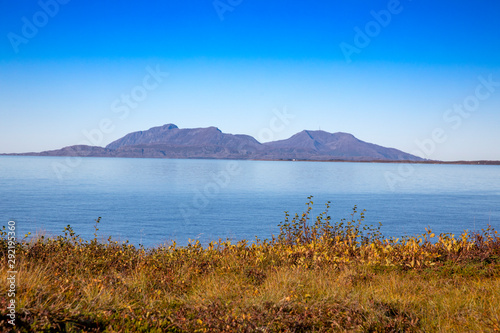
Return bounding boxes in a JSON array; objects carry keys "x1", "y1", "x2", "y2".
[{"x1": 1, "y1": 156, "x2": 499, "y2": 247}]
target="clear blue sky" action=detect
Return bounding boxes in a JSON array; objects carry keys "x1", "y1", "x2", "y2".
[{"x1": 1, "y1": 0, "x2": 499, "y2": 160}]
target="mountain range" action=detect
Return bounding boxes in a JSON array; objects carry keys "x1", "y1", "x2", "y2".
[
  {"x1": 6, "y1": 124, "x2": 424, "y2": 161},
  {"x1": 9, "y1": 124, "x2": 423, "y2": 161}
]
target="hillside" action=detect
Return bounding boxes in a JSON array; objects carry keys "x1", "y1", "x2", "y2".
[{"x1": 6, "y1": 124, "x2": 424, "y2": 161}]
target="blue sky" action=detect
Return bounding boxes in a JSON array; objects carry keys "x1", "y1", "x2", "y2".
[{"x1": 1, "y1": 0, "x2": 499, "y2": 160}]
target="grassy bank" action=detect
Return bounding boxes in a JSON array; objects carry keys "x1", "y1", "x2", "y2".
[{"x1": 1, "y1": 198, "x2": 500, "y2": 332}]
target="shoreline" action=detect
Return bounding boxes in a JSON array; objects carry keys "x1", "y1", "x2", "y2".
[{"x1": 2, "y1": 153, "x2": 500, "y2": 165}]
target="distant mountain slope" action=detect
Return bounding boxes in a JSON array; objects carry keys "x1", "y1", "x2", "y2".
[
  {"x1": 106, "y1": 124, "x2": 261, "y2": 151},
  {"x1": 5, "y1": 145, "x2": 115, "y2": 157},
  {"x1": 6, "y1": 124, "x2": 424, "y2": 161},
  {"x1": 263, "y1": 130, "x2": 420, "y2": 161}
]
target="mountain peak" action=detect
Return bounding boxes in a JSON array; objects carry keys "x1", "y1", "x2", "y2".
[
  {"x1": 302, "y1": 130, "x2": 355, "y2": 138},
  {"x1": 206, "y1": 126, "x2": 222, "y2": 133},
  {"x1": 162, "y1": 123, "x2": 178, "y2": 130}
]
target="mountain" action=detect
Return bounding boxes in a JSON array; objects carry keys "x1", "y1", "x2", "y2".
[
  {"x1": 6, "y1": 124, "x2": 424, "y2": 161},
  {"x1": 262, "y1": 130, "x2": 419, "y2": 161},
  {"x1": 106, "y1": 123, "x2": 261, "y2": 151},
  {"x1": 102, "y1": 123, "x2": 264, "y2": 159}
]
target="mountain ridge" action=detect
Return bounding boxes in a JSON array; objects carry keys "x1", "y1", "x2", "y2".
[{"x1": 4, "y1": 123, "x2": 424, "y2": 161}]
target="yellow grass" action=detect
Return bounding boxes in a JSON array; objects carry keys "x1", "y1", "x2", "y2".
[{"x1": 1, "y1": 199, "x2": 499, "y2": 332}]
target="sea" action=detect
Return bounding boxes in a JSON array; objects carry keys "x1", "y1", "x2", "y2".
[{"x1": 1, "y1": 156, "x2": 499, "y2": 247}]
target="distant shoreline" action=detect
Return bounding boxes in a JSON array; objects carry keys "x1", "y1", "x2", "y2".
[
  {"x1": 279, "y1": 159, "x2": 500, "y2": 165},
  {"x1": 2, "y1": 153, "x2": 500, "y2": 165}
]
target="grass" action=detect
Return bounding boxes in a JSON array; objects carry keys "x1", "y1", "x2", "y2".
[{"x1": 1, "y1": 197, "x2": 499, "y2": 332}]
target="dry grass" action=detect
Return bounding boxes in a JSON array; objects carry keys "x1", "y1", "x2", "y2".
[{"x1": 1, "y1": 199, "x2": 499, "y2": 332}]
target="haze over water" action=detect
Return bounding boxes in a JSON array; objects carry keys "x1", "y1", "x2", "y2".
[{"x1": 1, "y1": 156, "x2": 499, "y2": 247}]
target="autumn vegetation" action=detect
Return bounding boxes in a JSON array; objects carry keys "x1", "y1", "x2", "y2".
[{"x1": 1, "y1": 197, "x2": 500, "y2": 332}]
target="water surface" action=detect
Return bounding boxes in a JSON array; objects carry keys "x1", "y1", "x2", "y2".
[{"x1": 1, "y1": 156, "x2": 499, "y2": 247}]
